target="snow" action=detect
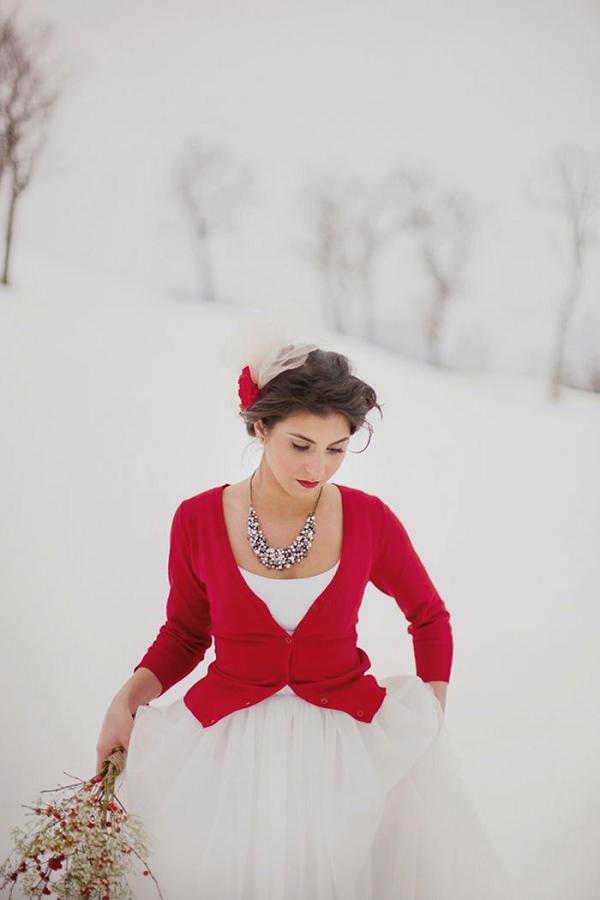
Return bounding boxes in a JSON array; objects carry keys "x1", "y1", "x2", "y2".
[{"x1": 1, "y1": 249, "x2": 599, "y2": 897}]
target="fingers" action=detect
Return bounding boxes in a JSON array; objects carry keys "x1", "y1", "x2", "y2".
[{"x1": 96, "y1": 735, "x2": 131, "y2": 776}]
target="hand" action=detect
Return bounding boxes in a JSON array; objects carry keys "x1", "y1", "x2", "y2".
[{"x1": 96, "y1": 696, "x2": 136, "y2": 775}]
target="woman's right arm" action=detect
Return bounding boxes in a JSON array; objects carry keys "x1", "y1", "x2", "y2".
[
  {"x1": 117, "y1": 666, "x2": 164, "y2": 715},
  {"x1": 96, "y1": 500, "x2": 212, "y2": 774},
  {"x1": 95, "y1": 667, "x2": 163, "y2": 774}
]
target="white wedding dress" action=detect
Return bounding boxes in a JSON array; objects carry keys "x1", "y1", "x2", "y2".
[{"x1": 117, "y1": 563, "x2": 513, "y2": 899}]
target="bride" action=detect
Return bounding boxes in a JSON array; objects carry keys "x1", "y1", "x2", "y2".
[{"x1": 96, "y1": 342, "x2": 513, "y2": 899}]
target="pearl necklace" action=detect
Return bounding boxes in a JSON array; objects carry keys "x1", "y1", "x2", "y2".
[{"x1": 247, "y1": 469, "x2": 324, "y2": 571}]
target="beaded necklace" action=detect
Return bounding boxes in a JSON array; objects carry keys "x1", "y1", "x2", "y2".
[{"x1": 247, "y1": 468, "x2": 324, "y2": 571}]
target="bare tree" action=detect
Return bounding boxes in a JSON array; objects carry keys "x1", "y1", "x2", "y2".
[
  {"x1": 351, "y1": 193, "x2": 380, "y2": 343},
  {"x1": 301, "y1": 177, "x2": 354, "y2": 334},
  {"x1": 0, "y1": 8, "x2": 60, "y2": 285},
  {"x1": 410, "y1": 184, "x2": 474, "y2": 367},
  {"x1": 587, "y1": 360, "x2": 600, "y2": 393},
  {"x1": 301, "y1": 164, "x2": 473, "y2": 351},
  {"x1": 302, "y1": 170, "x2": 416, "y2": 339},
  {"x1": 367, "y1": 165, "x2": 474, "y2": 366},
  {"x1": 345, "y1": 171, "x2": 418, "y2": 343},
  {"x1": 300, "y1": 176, "x2": 353, "y2": 334},
  {"x1": 362, "y1": 165, "x2": 474, "y2": 357},
  {"x1": 175, "y1": 139, "x2": 255, "y2": 303},
  {"x1": 526, "y1": 145, "x2": 600, "y2": 400}
]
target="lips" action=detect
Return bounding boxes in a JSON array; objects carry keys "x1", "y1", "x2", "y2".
[{"x1": 297, "y1": 479, "x2": 319, "y2": 488}]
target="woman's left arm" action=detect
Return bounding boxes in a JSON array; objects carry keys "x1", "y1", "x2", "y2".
[{"x1": 369, "y1": 497, "x2": 454, "y2": 695}]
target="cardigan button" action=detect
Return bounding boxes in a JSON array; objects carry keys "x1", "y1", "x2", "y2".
[
  {"x1": 320, "y1": 697, "x2": 329, "y2": 704},
  {"x1": 356, "y1": 709, "x2": 364, "y2": 717},
  {"x1": 284, "y1": 636, "x2": 293, "y2": 644}
]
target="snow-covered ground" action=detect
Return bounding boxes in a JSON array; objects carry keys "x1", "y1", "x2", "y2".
[{"x1": 1, "y1": 251, "x2": 599, "y2": 899}]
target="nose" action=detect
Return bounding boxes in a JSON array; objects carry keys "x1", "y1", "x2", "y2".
[
  {"x1": 303, "y1": 457, "x2": 332, "y2": 481},
  {"x1": 304, "y1": 471, "x2": 324, "y2": 482}
]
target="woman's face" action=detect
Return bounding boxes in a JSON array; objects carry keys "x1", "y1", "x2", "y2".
[{"x1": 257, "y1": 411, "x2": 351, "y2": 496}]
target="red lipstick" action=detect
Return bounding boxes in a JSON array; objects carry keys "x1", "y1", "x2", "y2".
[{"x1": 297, "y1": 479, "x2": 319, "y2": 488}]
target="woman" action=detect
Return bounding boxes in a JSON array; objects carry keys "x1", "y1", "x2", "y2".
[{"x1": 97, "y1": 343, "x2": 513, "y2": 899}]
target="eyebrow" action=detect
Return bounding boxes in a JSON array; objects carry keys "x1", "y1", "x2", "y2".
[{"x1": 287, "y1": 432, "x2": 350, "y2": 445}]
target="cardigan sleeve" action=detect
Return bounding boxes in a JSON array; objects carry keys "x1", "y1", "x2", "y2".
[
  {"x1": 133, "y1": 501, "x2": 213, "y2": 696},
  {"x1": 369, "y1": 498, "x2": 453, "y2": 682}
]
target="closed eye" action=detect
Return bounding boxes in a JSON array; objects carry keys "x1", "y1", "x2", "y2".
[{"x1": 292, "y1": 443, "x2": 345, "y2": 454}]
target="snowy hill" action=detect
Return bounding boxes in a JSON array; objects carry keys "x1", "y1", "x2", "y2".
[{"x1": 1, "y1": 250, "x2": 599, "y2": 899}]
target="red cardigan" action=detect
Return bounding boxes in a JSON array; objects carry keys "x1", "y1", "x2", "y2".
[{"x1": 133, "y1": 482, "x2": 453, "y2": 727}]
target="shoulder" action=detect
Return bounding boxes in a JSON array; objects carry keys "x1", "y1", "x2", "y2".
[
  {"x1": 336, "y1": 483, "x2": 398, "y2": 535},
  {"x1": 173, "y1": 484, "x2": 224, "y2": 524},
  {"x1": 337, "y1": 482, "x2": 390, "y2": 511}
]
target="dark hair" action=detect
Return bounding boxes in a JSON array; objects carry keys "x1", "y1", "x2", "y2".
[{"x1": 239, "y1": 348, "x2": 383, "y2": 453}]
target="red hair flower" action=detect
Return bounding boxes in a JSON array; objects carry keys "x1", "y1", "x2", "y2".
[{"x1": 237, "y1": 365, "x2": 261, "y2": 411}]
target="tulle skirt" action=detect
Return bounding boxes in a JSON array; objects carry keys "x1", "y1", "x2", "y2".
[{"x1": 117, "y1": 674, "x2": 514, "y2": 899}]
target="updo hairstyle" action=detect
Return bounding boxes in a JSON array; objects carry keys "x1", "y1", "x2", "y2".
[{"x1": 239, "y1": 348, "x2": 383, "y2": 453}]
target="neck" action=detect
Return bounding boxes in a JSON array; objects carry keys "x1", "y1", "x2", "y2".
[{"x1": 249, "y1": 466, "x2": 322, "y2": 519}]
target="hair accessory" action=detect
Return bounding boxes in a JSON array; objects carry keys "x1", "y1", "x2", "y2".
[
  {"x1": 237, "y1": 341, "x2": 319, "y2": 412},
  {"x1": 218, "y1": 306, "x2": 318, "y2": 413},
  {"x1": 238, "y1": 365, "x2": 261, "y2": 412}
]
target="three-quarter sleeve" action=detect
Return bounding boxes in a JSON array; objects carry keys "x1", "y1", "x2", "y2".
[
  {"x1": 133, "y1": 501, "x2": 213, "y2": 696},
  {"x1": 369, "y1": 498, "x2": 453, "y2": 682}
]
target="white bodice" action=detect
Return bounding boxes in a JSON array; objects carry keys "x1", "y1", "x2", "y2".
[{"x1": 237, "y1": 561, "x2": 340, "y2": 695}]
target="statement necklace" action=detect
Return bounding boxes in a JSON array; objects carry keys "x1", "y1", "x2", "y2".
[{"x1": 247, "y1": 469, "x2": 324, "y2": 571}]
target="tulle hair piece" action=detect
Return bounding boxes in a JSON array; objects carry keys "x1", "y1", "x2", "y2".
[
  {"x1": 251, "y1": 341, "x2": 319, "y2": 389},
  {"x1": 218, "y1": 305, "x2": 320, "y2": 391}
]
